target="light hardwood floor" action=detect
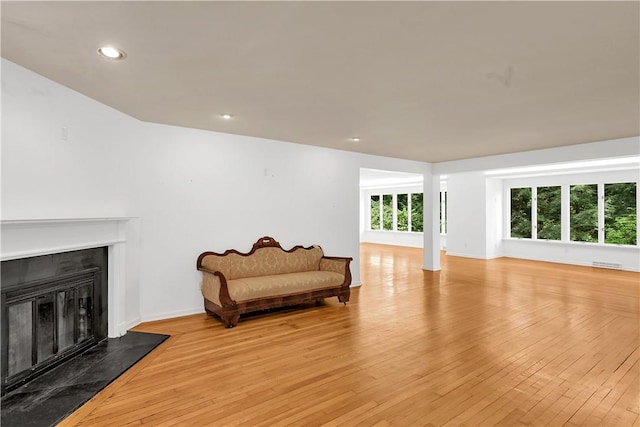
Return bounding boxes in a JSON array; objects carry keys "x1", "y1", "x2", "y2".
[{"x1": 60, "y1": 244, "x2": 639, "y2": 426}]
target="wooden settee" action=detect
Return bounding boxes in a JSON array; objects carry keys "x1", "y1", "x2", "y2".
[{"x1": 196, "y1": 236, "x2": 352, "y2": 328}]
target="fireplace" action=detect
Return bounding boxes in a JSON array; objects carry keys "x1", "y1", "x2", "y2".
[
  {"x1": 0, "y1": 217, "x2": 134, "y2": 396},
  {"x1": 1, "y1": 247, "x2": 108, "y2": 395}
]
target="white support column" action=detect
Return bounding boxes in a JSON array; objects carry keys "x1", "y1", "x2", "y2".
[{"x1": 423, "y1": 171, "x2": 441, "y2": 271}]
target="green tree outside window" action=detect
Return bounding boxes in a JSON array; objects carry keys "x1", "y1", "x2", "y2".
[
  {"x1": 605, "y1": 182, "x2": 637, "y2": 245},
  {"x1": 411, "y1": 193, "x2": 423, "y2": 232},
  {"x1": 537, "y1": 186, "x2": 561, "y2": 240},
  {"x1": 370, "y1": 195, "x2": 380, "y2": 230},
  {"x1": 570, "y1": 184, "x2": 598, "y2": 242},
  {"x1": 511, "y1": 188, "x2": 532, "y2": 238},
  {"x1": 383, "y1": 195, "x2": 393, "y2": 230},
  {"x1": 397, "y1": 194, "x2": 408, "y2": 231}
]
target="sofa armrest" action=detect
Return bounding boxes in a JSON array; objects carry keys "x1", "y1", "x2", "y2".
[
  {"x1": 319, "y1": 256, "x2": 352, "y2": 287},
  {"x1": 198, "y1": 267, "x2": 235, "y2": 307}
]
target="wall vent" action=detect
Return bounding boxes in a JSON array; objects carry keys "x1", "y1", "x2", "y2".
[{"x1": 592, "y1": 261, "x2": 622, "y2": 270}]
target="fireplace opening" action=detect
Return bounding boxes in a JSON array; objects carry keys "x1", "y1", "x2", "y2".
[{"x1": 1, "y1": 247, "x2": 108, "y2": 395}]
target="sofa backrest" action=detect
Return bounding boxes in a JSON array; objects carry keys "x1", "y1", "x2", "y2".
[{"x1": 199, "y1": 241, "x2": 324, "y2": 280}]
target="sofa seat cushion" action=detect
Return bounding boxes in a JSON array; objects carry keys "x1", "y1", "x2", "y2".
[{"x1": 228, "y1": 271, "x2": 344, "y2": 302}]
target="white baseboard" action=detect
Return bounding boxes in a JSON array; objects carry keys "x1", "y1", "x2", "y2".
[
  {"x1": 111, "y1": 321, "x2": 130, "y2": 338},
  {"x1": 444, "y1": 251, "x2": 484, "y2": 259},
  {"x1": 125, "y1": 317, "x2": 142, "y2": 332},
  {"x1": 140, "y1": 307, "x2": 205, "y2": 324},
  {"x1": 110, "y1": 317, "x2": 142, "y2": 337},
  {"x1": 445, "y1": 251, "x2": 502, "y2": 260}
]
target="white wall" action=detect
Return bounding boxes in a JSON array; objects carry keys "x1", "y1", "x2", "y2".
[
  {"x1": 132, "y1": 123, "x2": 364, "y2": 319},
  {"x1": 1, "y1": 59, "x2": 434, "y2": 324},
  {"x1": 446, "y1": 172, "x2": 493, "y2": 258},
  {"x1": 1, "y1": 64, "x2": 140, "y2": 219},
  {"x1": 501, "y1": 239, "x2": 639, "y2": 271},
  {"x1": 361, "y1": 230, "x2": 424, "y2": 248}
]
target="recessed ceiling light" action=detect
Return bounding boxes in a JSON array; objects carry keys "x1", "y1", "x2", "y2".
[
  {"x1": 350, "y1": 137, "x2": 361, "y2": 142},
  {"x1": 220, "y1": 113, "x2": 234, "y2": 120},
  {"x1": 97, "y1": 46, "x2": 126, "y2": 60}
]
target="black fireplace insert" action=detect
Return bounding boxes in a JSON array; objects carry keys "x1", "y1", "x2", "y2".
[{"x1": 1, "y1": 247, "x2": 108, "y2": 395}]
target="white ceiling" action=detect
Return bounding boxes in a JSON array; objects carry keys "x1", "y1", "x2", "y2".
[{"x1": 2, "y1": 1, "x2": 638, "y2": 163}]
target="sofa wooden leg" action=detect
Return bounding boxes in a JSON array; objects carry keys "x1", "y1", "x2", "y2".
[{"x1": 223, "y1": 314, "x2": 240, "y2": 328}]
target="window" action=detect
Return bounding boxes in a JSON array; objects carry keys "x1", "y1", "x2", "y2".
[
  {"x1": 368, "y1": 191, "x2": 424, "y2": 232},
  {"x1": 365, "y1": 191, "x2": 441, "y2": 233},
  {"x1": 370, "y1": 196, "x2": 380, "y2": 230},
  {"x1": 605, "y1": 182, "x2": 637, "y2": 245},
  {"x1": 510, "y1": 188, "x2": 532, "y2": 238},
  {"x1": 397, "y1": 194, "x2": 409, "y2": 231},
  {"x1": 537, "y1": 186, "x2": 561, "y2": 240},
  {"x1": 382, "y1": 195, "x2": 393, "y2": 230},
  {"x1": 570, "y1": 184, "x2": 598, "y2": 243},
  {"x1": 508, "y1": 179, "x2": 638, "y2": 246},
  {"x1": 411, "y1": 193, "x2": 423, "y2": 232}
]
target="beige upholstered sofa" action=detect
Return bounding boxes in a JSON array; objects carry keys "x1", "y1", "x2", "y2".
[{"x1": 197, "y1": 236, "x2": 352, "y2": 328}]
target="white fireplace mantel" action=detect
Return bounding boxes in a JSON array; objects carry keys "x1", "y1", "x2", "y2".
[{"x1": 1, "y1": 217, "x2": 134, "y2": 337}]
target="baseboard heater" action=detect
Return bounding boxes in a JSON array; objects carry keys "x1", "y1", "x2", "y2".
[{"x1": 592, "y1": 261, "x2": 622, "y2": 270}]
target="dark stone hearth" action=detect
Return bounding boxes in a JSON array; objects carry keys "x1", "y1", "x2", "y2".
[{"x1": 1, "y1": 331, "x2": 168, "y2": 427}]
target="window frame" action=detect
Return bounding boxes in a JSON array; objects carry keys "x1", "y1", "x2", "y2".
[
  {"x1": 367, "y1": 190, "x2": 423, "y2": 233},
  {"x1": 364, "y1": 187, "x2": 448, "y2": 235},
  {"x1": 505, "y1": 173, "x2": 639, "y2": 247}
]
